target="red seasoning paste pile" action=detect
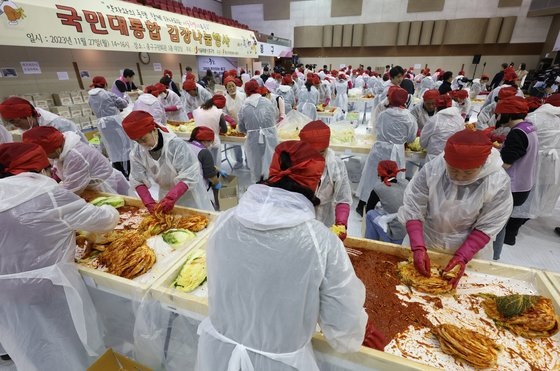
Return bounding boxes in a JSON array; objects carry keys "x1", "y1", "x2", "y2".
[{"x1": 349, "y1": 249, "x2": 432, "y2": 348}]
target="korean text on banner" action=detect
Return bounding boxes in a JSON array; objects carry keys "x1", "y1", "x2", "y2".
[{"x1": 0, "y1": 0, "x2": 258, "y2": 58}]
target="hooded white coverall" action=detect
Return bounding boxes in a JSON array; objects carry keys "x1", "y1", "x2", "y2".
[{"x1": 420, "y1": 107, "x2": 465, "y2": 162}]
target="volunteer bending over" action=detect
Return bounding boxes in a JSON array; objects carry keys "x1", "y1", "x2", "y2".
[
  {"x1": 0, "y1": 142, "x2": 119, "y2": 371},
  {"x1": 123, "y1": 111, "x2": 213, "y2": 212},
  {"x1": 196, "y1": 141, "x2": 383, "y2": 371},
  {"x1": 299, "y1": 120, "x2": 352, "y2": 236},
  {"x1": 23, "y1": 126, "x2": 129, "y2": 195},
  {"x1": 398, "y1": 130, "x2": 513, "y2": 288}
]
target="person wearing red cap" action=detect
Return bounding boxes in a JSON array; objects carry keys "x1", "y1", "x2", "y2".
[
  {"x1": 23, "y1": 126, "x2": 129, "y2": 195},
  {"x1": 450, "y1": 89, "x2": 471, "y2": 119},
  {"x1": 187, "y1": 126, "x2": 225, "y2": 194},
  {"x1": 0, "y1": 97, "x2": 87, "y2": 143},
  {"x1": 197, "y1": 140, "x2": 381, "y2": 371},
  {"x1": 492, "y1": 96, "x2": 539, "y2": 259},
  {"x1": 357, "y1": 87, "x2": 417, "y2": 214},
  {"x1": 365, "y1": 160, "x2": 408, "y2": 244},
  {"x1": 420, "y1": 94, "x2": 465, "y2": 162},
  {"x1": 260, "y1": 86, "x2": 286, "y2": 121},
  {"x1": 132, "y1": 85, "x2": 167, "y2": 126},
  {"x1": 399, "y1": 129, "x2": 513, "y2": 285},
  {"x1": 299, "y1": 120, "x2": 352, "y2": 234},
  {"x1": 371, "y1": 66, "x2": 406, "y2": 121},
  {"x1": 417, "y1": 75, "x2": 436, "y2": 98},
  {"x1": 181, "y1": 66, "x2": 195, "y2": 85},
  {"x1": 193, "y1": 94, "x2": 228, "y2": 166},
  {"x1": 410, "y1": 89, "x2": 438, "y2": 132},
  {"x1": 161, "y1": 69, "x2": 181, "y2": 97},
  {"x1": 182, "y1": 78, "x2": 213, "y2": 117},
  {"x1": 298, "y1": 75, "x2": 320, "y2": 120},
  {"x1": 470, "y1": 74, "x2": 490, "y2": 98},
  {"x1": 123, "y1": 110, "x2": 213, "y2": 212},
  {"x1": 277, "y1": 75, "x2": 297, "y2": 114},
  {"x1": 482, "y1": 67, "x2": 523, "y2": 109},
  {"x1": 156, "y1": 82, "x2": 187, "y2": 122},
  {"x1": 88, "y1": 76, "x2": 132, "y2": 177},
  {"x1": 477, "y1": 85, "x2": 518, "y2": 130},
  {"x1": 238, "y1": 80, "x2": 279, "y2": 183},
  {"x1": 332, "y1": 73, "x2": 349, "y2": 113},
  {"x1": 0, "y1": 142, "x2": 119, "y2": 371},
  {"x1": 223, "y1": 76, "x2": 247, "y2": 169},
  {"x1": 251, "y1": 70, "x2": 264, "y2": 87}
]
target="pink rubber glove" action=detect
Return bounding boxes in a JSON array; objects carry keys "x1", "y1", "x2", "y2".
[
  {"x1": 335, "y1": 203, "x2": 350, "y2": 227},
  {"x1": 406, "y1": 220, "x2": 431, "y2": 277},
  {"x1": 187, "y1": 112, "x2": 194, "y2": 120},
  {"x1": 51, "y1": 167, "x2": 62, "y2": 183},
  {"x1": 325, "y1": 98, "x2": 331, "y2": 106},
  {"x1": 444, "y1": 229, "x2": 490, "y2": 288},
  {"x1": 158, "y1": 182, "x2": 189, "y2": 213},
  {"x1": 136, "y1": 185, "x2": 157, "y2": 214},
  {"x1": 347, "y1": 81, "x2": 353, "y2": 89},
  {"x1": 224, "y1": 115, "x2": 236, "y2": 129},
  {"x1": 363, "y1": 321, "x2": 386, "y2": 351},
  {"x1": 165, "y1": 106, "x2": 178, "y2": 112}
]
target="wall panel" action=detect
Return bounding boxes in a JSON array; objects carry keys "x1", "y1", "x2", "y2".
[
  {"x1": 408, "y1": 21, "x2": 422, "y2": 45},
  {"x1": 419, "y1": 20, "x2": 434, "y2": 45},
  {"x1": 331, "y1": 0, "x2": 363, "y2": 17},
  {"x1": 352, "y1": 24, "x2": 364, "y2": 46},
  {"x1": 484, "y1": 17, "x2": 503, "y2": 44},
  {"x1": 332, "y1": 25, "x2": 343, "y2": 47},
  {"x1": 397, "y1": 22, "x2": 411, "y2": 46},
  {"x1": 342, "y1": 25, "x2": 354, "y2": 47},
  {"x1": 323, "y1": 25, "x2": 333, "y2": 47},
  {"x1": 294, "y1": 26, "x2": 324, "y2": 48},
  {"x1": 363, "y1": 22, "x2": 399, "y2": 46},
  {"x1": 431, "y1": 20, "x2": 447, "y2": 45},
  {"x1": 407, "y1": 0, "x2": 445, "y2": 12},
  {"x1": 443, "y1": 18, "x2": 488, "y2": 45},
  {"x1": 498, "y1": 16, "x2": 517, "y2": 43}
]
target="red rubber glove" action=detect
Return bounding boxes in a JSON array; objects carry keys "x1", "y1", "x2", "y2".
[
  {"x1": 444, "y1": 229, "x2": 490, "y2": 288},
  {"x1": 224, "y1": 115, "x2": 237, "y2": 129},
  {"x1": 406, "y1": 220, "x2": 431, "y2": 277},
  {"x1": 187, "y1": 111, "x2": 194, "y2": 120},
  {"x1": 51, "y1": 167, "x2": 62, "y2": 183},
  {"x1": 363, "y1": 321, "x2": 386, "y2": 351},
  {"x1": 164, "y1": 105, "x2": 178, "y2": 112},
  {"x1": 325, "y1": 98, "x2": 331, "y2": 106},
  {"x1": 136, "y1": 185, "x2": 157, "y2": 214},
  {"x1": 335, "y1": 203, "x2": 350, "y2": 227},
  {"x1": 158, "y1": 182, "x2": 189, "y2": 213}
]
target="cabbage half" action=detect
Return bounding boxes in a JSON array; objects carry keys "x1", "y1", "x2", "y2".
[
  {"x1": 162, "y1": 229, "x2": 196, "y2": 249},
  {"x1": 90, "y1": 196, "x2": 125, "y2": 208}
]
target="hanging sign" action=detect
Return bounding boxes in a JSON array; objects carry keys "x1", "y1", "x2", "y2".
[
  {"x1": 257, "y1": 42, "x2": 292, "y2": 57},
  {"x1": 0, "y1": 0, "x2": 258, "y2": 58}
]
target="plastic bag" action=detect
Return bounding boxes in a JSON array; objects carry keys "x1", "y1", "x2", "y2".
[
  {"x1": 328, "y1": 120, "x2": 356, "y2": 145},
  {"x1": 277, "y1": 110, "x2": 312, "y2": 140}
]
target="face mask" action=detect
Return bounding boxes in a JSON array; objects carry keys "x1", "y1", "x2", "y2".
[
  {"x1": 140, "y1": 131, "x2": 158, "y2": 150},
  {"x1": 449, "y1": 177, "x2": 479, "y2": 186}
]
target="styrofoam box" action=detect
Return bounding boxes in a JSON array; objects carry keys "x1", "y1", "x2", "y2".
[
  {"x1": 72, "y1": 95, "x2": 84, "y2": 104},
  {"x1": 546, "y1": 271, "x2": 560, "y2": 297},
  {"x1": 149, "y1": 236, "x2": 560, "y2": 371},
  {"x1": 70, "y1": 107, "x2": 83, "y2": 118},
  {"x1": 76, "y1": 192, "x2": 219, "y2": 300}
]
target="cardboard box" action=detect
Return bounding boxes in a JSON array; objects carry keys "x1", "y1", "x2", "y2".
[
  {"x1": 22, "y1": 94, "x2": 34, "y2": 104},
  {"x1": 34, "y1": 99, "x2": 49, "y2": 109},
  {"x1": 217, "y1": 175, "x2": 238, "y2": 211},
  {"x1": 52, "y1": 93, "x2": 73, "y2": 106},
  {"x1": 87, "y1": 348, "x2": 153, "y2": 371},
  {"x1": 50, "y1": 106, "x2": 71, "y2": 117},
  {"x1": 70, "y1": 106, "x2": 83, "y2": 118},
  {"x1": 82, "y1": 106, "x2": 93, "y2": 117},
  {"x1": 72, "y1": 95, "x2": 84, "y2": 104},
  {"x1": 81, "y1": 90, "x2": 90, "y2": 100}
]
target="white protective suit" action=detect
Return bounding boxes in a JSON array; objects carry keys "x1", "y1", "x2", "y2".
[
  {"x1": 319, "y1": 81, "x2": 333, "y2": 104},
  {"x1": 193, "y1": 106, "x2": 224, "y2": 166},
  {"x1": 88, "y1": 88, "x2": 132, "y2": 163},
  {"x1": 418, "y1": 77, "x2": 435, "y2": 98},
  {"x1": 511, "y1": 103, "x2": 560, "y2": 218},
  {"x1": 409, "y1": 101, "x2": 434, "y2": 131},
  {"x1": 183, "y1": 84, "x2": 213, "y2": 116},
  {"x1": 470, "y1": 78, "x2": 487, "y2": 99},
  {"x1": 133, "y1": 93, "x2": 167, "y2": 126},
  {"x1": 196, "y1": 184, "x2": 367, "y2": 371},
  {"x1": 476, "y1": 102, "x2": 497, "y2": 130},
  {"x1": 297, "y1": 86, "x2": 319, "y2": 120},
  {"x1": 315, "y1": 149, "x2": 353, "y2": 227},
  {"x1": 482, "y1": 84, "x2": 524, "y2": 109},
  {"x1": 55, "y1": 131, "x2": 130, "y2": 195},
  {"x1": 276, "y1": 85, "x2": 296, "y2": 114},
  {"x1": 0, "y1": 172, "x2": 119, "y2": 371},
  {"x1": 369, "y1": 98, "x2": 388, "y2": 130},
  {"x1": 452, "y1": 98, "x2": 472, "y2": 119},
  {"x1": 420, "y1": 107, "x2": 464, "y2": 162},
  {"x1": 357, "y1": 107, "x2": 418, "y2": 202},
  {"x1": 0, "y1": 124, "x2": 13, "y2": 143},
  {"x1": 332, "y1": 80, "x2": 349, "y2": 112},
  {"x1": 238, "y1": 94, "x2": 279, "y2": 183},
  {"x1": 129, "y1": 129, "x2": 213, "y2": 210},
  {"x1": 159, "y1": 89, "x2": 188, "y2": 122},
  {"x1": 398, "y1": 150, "x2": 513, "y2": 259},
  {"x1": 224, "y1": 91, "x2": 246, "y2": 123},
  {"x1": 35, "y1": 107, "x2": 87, "y2": 143}
]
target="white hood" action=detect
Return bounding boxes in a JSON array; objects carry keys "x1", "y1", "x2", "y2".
[
  {"x1": 277, "y1": 85, "x2": 292, "y2": 93},
  {"x1": 0, "y1": 173, "x2": 58, "y2": 212},
  {"x1": 137, "y1": 93, "x2": 159, "y2": 106},
  {"x1": 59, "y1": 131, "x2": 82, "y2": 161},
  {"x1": 439, "y1": 106, "x2": 461, "y2": 117},
  {"x1": 234, "y1": 184, "x2": 315, "y2": 231},
  {"x1": 245, "y1": 93, "x2": 261, "y2": 108},
  {"x1": 534, "y1": 103, "x2": 560, "y2": 116},
  {"x1": 88, "y1": 88, "x2": 104, "y2": 97}
]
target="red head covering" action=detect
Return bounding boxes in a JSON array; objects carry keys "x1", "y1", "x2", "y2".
[
  {"x1": 450, "y1": 89, "x2": 468, "y2": 100},
  {"x1": 90, "y1": 76, "x2": 108, "y2": 88},
  {"x1": 306, "y1": 72, "x2": 314, "y2": 80},
  {"x1": 0, "y1": 142, "x2": 50, "y2": 175},
  {"x1": 292, "y1": 72, "x2": 298, "y2": 78},
  {"x1": 436, "y1": 68, "x2": 442, "y2": 73},
  {"x1": 495, "y1": 96, "x2": 529, "y2": 115},
  {"x1": 183, "y1": 80, "x2": 197, "y2": 91},
  {"x1": 299, "y1": 120, "x2": 330, "y2": 151},
  {"x1": 244, "y1": 80, "x2": 259, "y2": 96},
  {"x1": 503, "y1": 67, "x2": 518, "y2": 82},
  {"x1": 212, "y1": 94, "x2": 226, "y2": 108},
  {"x1": 257, "y1": 87, "x2": 270, "y2": 96},
  {"x1": 458, "y1": 70, "x2": 465, "y2": 76},
  {"x1": 331, "y1": 70, "x2": 339, "y2": 78},
  {"x1": 0, "y1": 97, "x2": 36, "y2": 119},
  {"x1": 163, "y1": 69, "x2": 173, "y2": 78},
  {"x1": 22, "y1": 126, "x2": 64, "y2": 155},
  {"x1": 185, "y1": 72, "x2": 195, "y2": 81},
  {"x1": 377, "y1": 160, "x2": 405, "y2": 186},
  {"x1": 388, "y1": 87, "x2": 408, "y2": 108},
  {"x1": 545, "y1": 93, "x2": 560, "y2": 107},
  {"x1": 155, "y1": 83, "x2": 167, "y2": 94},
  {"x1": 224, "y1": 69, "x2": 237, "y2": 78},
  {"x1": 435, "y1": 94, "x2": 452, "y2": 108},
  {"x1": 254, "y1": 70, "x2": 260, "y2": 75},
  {"x1": 481, "y1": 74, "x2": 490, "y2": 80},
  {"x1": 123, "y1": 111, "x2": 159, "y2": 140},
  {"x1": 498, "y1": 86, "x2": 518, "y2": 99},
  {"x1": 234, "y1": 78, "x2": 242, "y2": 87},
  {"x1": 282, "y1": 75, "x2": 293, "y2": 85},
  {"x1": 526, "y1": 96, "x2": 543, "y2": 111},
  {"x1": 423, "y1": 89, "x2": 439, "y2": 102},
  {"x1": 224, "y1": 76, "x2": 236, "y2": 86},
  {"x1": 144, "y1": 85, "x2": 161, "y2": 97},
  {"x1": 193, "y1": 126, "x2": 215, "y2": 142},
  {"x1": 444, "y1": 129, "x2": 492, "y2": 170},
  {"x1": 424, "y1": 68, "x2": 430, "y2": 74},
  {"x1": 268, "y1": 140, "x2": 325, "y2": 191},
  {"x1": 312, "y1": 77, "x2": 320, "y2": 85}
]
